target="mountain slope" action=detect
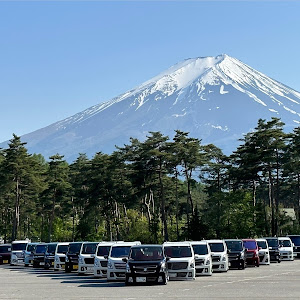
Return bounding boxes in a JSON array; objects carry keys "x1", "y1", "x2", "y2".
[{"x1": 3, "y1": 54, "x2": 300, "y2": 161}]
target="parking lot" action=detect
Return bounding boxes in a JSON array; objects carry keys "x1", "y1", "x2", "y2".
[{"x1": 1, "y1": 260, "x2": 300, "y2": 299}]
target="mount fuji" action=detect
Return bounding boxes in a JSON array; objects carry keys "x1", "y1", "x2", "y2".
[{"x1": 3, "y1": 54, "x2": 300, "y2": 161}]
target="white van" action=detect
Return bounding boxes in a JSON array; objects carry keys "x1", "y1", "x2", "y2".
[
  {"x1": 190, "y1": 241, "x2": 212, "y2": 276},
  {"x1": 207, "y1": 240, "x2": 228, "y2": 272},
  {"x1": 163, "y1": 241, "x2": 195, "y2": 280},
  {"x1": 10, "y1": 240, "x2": 30, "y2": 266},
  {"x1": 94, "y1": 242, "x2": 116, "y2": 278},
  {"x1": 54, "y1": 242, "x2": 69, "y2": 271},
  {"x1": 278, "y1": 237, "x2": 294, "y2": 261},
  {"x1": 256, "y1": 238, "x2": 270, "y2": 265},
  {"x1": 107, "y1": 241, "x2": 141, "y2": 281},
  {"x1": 78, "y1": 242, "x2": 99, "y2": 275}
]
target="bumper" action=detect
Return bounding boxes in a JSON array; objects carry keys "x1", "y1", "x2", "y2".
[
  {"x1": 246, "y1": 257, "x2": 259, "y2": 266},
  {"x1": 44, "y1": 259, "x2": 55, "y2": 269},
  {"x1": 259, "y1": 254, "x2": 270, "y2": 265},
  {"x1": 94, "y1": 267, "x2": 108, "y2": 278},
  {"x1": 270, "y1": 252, "x2": 280, "y2": 262},
  {"x1": 195, "y1": 265, "x2": 212, "y2": 275},
  {"x1": 168, "y1": 268, "x2": 195, "y2": 280},
  {"x1": 65, "y1": 262, "x2": 79, "y2": 272},
  {"x1": 228, "y1": 258, "x2": 245, "y2": 269},
  {"x1": 126, "y1": 272, "x2": 166, "y2": 284},
  {"x1": 11, "y1": 258, "x2": 25, "y2": 265},
  {"x1": 280, "y1": 253, "x2": 294, "y2": 261},
  {"x1": 107, "y1": 269, "x2": 126, "y2": 281},
  {"x1": 78, "y1": 264, "x2": 94, "y2": 274},
  {"x1": 212, "y1": 262, "x2": 228, "y2": 272}
]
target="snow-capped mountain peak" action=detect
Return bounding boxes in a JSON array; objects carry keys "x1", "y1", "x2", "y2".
[{"x1": 2, "y1": 54, "x2": 299, "y2": 161}]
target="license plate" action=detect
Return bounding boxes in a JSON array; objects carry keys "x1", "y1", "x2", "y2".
[
  {"x1": 136, "y1": 277, "x2": 146, "y2": 282},
  {"x1": 73, "y1": 265, "x2": 78, "y2": 270},
  {"x1": 3, "y1": 260, "x2": 8, "y2": 264},
  {"x1": 62, "y1": 265, "x2": 65, "y2": 269},
  {"x1": 52, "y1": 262, "x2": 54, "y2": 266},
  {"x1": 169, "y1": 273, "x2": 176, "y2": 278},
  {"x1": 40, "y1": 262, "x2": 45, "y2": 266}
]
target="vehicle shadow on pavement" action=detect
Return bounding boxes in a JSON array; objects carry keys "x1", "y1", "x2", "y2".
[{"x1": 78, "y1": 282, "x2": 125, "y2": 288}]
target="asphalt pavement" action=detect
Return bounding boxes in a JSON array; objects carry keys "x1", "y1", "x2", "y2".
[{"x1": 0, "y1": 259, "x2": 300, "y2": 299}]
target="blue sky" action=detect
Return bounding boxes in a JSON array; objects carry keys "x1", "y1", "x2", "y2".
[{"x1": 1, "y1": 1, "x2": 300, "y2": 142}]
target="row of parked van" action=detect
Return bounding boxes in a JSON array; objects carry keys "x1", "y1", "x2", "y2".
[{"x1": 1, "y1": 235, "x2": 300, "y2": 285}]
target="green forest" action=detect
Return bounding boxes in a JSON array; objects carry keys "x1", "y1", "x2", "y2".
[{"x1": 0, "y1": 117, "x2": 299, "y2": 244}]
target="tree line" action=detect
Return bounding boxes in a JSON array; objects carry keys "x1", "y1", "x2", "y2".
[{"x1": 0, "y1": 117, "x2": 299, "y2": 244}]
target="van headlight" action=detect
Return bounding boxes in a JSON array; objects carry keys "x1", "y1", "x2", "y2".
[
  {"x1": 222, "y1": 256, "x2": 226, "y2": 262},
  {"x1": 205, "y1": 258, "x2": 211, "y2": 265},
  {"x1": 107, "y1": 260, "x2": 113, "y2": 269},
  {"x1": 160, "y1": 262, "x2": 166, "y2": 271},
  {"x1": 94, "y1": 258, "x2": 100, "y2": 267},
  {"x1": 240, "y1": 252, "x2": 244, "y2": 259},
  {"x1": 190, "y1": 261, "x2": 195, "y2": 268},
  {"x1": 65, "y1": 256, "x2": 69, "y2": 262},
  {"x1": 55, "y1": 256, "x2": 59, "y2": 262},
  {"x1": 79, "y1": 256, "x2": 84, "y2": 264},
  {"x1": 126, "y1": 264, "x2": 131, "y2": 273}
]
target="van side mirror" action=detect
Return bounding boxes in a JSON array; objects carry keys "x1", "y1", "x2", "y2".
[
  {"x1": 258, "y1": 247, "x2": 262, "y2": 250},
  {"x1": 122, "y1": 257, "x2": 128, "y2": 263},
  {"x1": 166, "y1": 257, "x2": 170, "y2": 262},
  {"x1": 104, "y1": 255, "x2": 108, "y2": 260}
]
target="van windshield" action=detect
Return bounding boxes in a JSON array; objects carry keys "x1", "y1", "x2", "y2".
[
  {"x1": 47, "y1": 244, "x2": 57, "y2": 254},
  {"x1": 68, "y1": 243, "x2": 82, "y2": 254},
  {"x1": 130, "y1": 246, "x2": 163, "y2": 261},
  {"x1": 81, "y1": 243, "x2": 98, "y2": 254},
  {"x1": 279, "y1": 240, "x2": 291, "y2": 247},
  {"x1": 266, "y1": 239, "x2": 279, "y2": 248},
  {"x1": 257, "y1": 241, "x2": 267, "y2": 249},
  {"x1": 225, "y1": 241, "x2": 243, "y2": 252},
  {"x1": 0, "y1": 246, "x2": 11, "y2": 253},
  {"x1": 110, "y1": 246, "x2": 131, "y2": 258},
  {"x1": 243, "y1": 241, "x2": 257, "y2": 250},
  {"x1": 208, "y1": 243, "x2": 224, "y2": 252},
  {"x1": 192, "y1": 244, "x2": 208, "y2": 255},
  {"x1": 57, "y1": 245, "x2": 69, "y2": 254},
  {"x1": 97, "y1": 246, "x2": 111, "y2": 257},
  {"x1": 12, "y1": 243, "x2": 27, "y2": 251},
  {"x1": 164, "y1": 246, "x2": 192, "y2": 258},
  {"x1": 36, "y1": 245, "x2": 47, "y2": 254},
  {"x1": 288, "y1": 236, "x2": 300, "y2": 246}
]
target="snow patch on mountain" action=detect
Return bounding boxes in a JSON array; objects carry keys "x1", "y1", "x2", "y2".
[{"x1": 2, "y1": 54, "x2": 299, "y2": 161}]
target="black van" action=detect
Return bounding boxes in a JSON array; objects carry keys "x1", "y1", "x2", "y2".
[
  {"x1": 65, "y1": 242, "x2": 83, "y2": 273},
  {"x1": 123, "y1": 245, "x2": 168, "y2": 285}
]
